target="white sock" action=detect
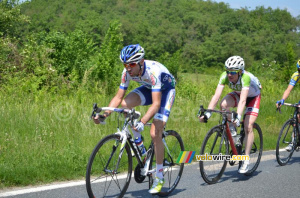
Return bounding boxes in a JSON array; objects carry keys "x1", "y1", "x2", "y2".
[
  {"x1": 244, "y1": 159, "x2": 250, "y2": 165},
  {"x1": 156, "y1": 163, "x2": 164, "y2": 179}
]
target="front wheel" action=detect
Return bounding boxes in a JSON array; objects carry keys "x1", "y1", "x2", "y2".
[
  {"x1": 199, "y1": 125, "x2": 229, "y2": 184},
  {"x1": 149, "y1": 130, "x2": 185, "y2": 197},
  {"x1": 276, "y1": 119, "x2": 295, "y2": 166},
  {"x1": 239, "y1": 123, "x2": 263, "y2": 176},
  {"x1": 86, "y1": 134, "x2": 132, "y2": 198}
]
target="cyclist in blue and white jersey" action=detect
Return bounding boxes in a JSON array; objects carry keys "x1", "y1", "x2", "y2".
[
  {"x1": 94, "y1": 44, "x2": 176, "y2": 194},
  {"x1": 199, "y1": 56, "x2": 262, "y2": 174},
  {"x1": 276, "y1": 60, "x2": 300, "y2": 151}
]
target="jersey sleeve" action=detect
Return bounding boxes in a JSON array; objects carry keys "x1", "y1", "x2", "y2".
[
  {"x1": 241, "y1": 73, "x2": 251, "y2": 88},
  {"x1": 289, "y1": 71, "x2": 300, "y2": 86},
  {"x1": 119, "y1": 69, "x2": 130, "y2": 90},
  {"x1": 218, "y1": 71, "x2": 227, "y2": 85}
]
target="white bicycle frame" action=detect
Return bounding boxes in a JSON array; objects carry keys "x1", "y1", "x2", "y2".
[{"x1": 98, "y1": 107, "x2": 172, "y2": 177}]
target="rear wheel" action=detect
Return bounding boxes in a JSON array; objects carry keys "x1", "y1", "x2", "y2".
[
  {"x1": 239, "y1": 123, "x2": 263, "y2": 176},
  {"x1": 276, "y1": 119, "x2": 295, "y2": 166},
  {"x1": 149, "y1": 130, "x2": 184, "y2": 197},
  {"x1": 199, "y1": 125, "x2": 228, "y2": 184}
]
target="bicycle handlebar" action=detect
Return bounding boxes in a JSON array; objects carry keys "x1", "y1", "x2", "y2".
[
  {"x1": 197, "y1": 105, "x2": 237, "y2": 122},
  {"x1": 276, "y1": 102, "x2": 300, "y2": 114},
  {"x1": 91, "y1": 103, "x2": 141, "y2": 120}
]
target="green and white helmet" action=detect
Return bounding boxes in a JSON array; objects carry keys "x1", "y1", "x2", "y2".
[{"x1": 225, "y1": 56, "x2": 245, "y2": 70}]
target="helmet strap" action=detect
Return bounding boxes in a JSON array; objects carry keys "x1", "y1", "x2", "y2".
[{"x1": 138, "y1": 62, "x2": 143, "y2": 77}]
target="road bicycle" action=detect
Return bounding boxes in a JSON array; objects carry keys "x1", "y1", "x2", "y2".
[
  {"x1": 276, "y1": 102, "x2": 300, "y2": 166},
  {"x1": 197, "y1": 105, "x2": 263, "y2": 184},
  {"x1": 86, "y1": 104, "x2": 184, "y2": 197}
]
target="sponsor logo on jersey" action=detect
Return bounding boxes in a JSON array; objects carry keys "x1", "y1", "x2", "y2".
[
  {"x1": 167, "y1": 93, "x2": 175, "y2": 110},
  {"x1": 121, "y1": 72, "x2": 127, "y2": 84},
  {"x1": 163, "y1": 75, "x2": 169, "y2": 82},
  {"x1": 150, "y1": 73, "x2": 157, "y2": 86}
]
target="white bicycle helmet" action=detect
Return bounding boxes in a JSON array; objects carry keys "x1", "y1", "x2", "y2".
[{"x1": 225, "y1": 56, "x2": 245, "y2": 70}]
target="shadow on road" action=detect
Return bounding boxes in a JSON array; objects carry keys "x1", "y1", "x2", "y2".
[{"x1": 124, "y1": 188, "x2": 186, "y2": 197}]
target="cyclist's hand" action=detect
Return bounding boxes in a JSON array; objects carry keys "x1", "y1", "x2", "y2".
[
  {"x1": 133, "y1": 121, "x2": 144, "y2": 132},
  {"x1": 233, "y1": 114, "x2": 241, "y2": 127},
  {"x1": 199, "y1": 112, "x2": 211, "y2": 123},
  {"x1": 276, "y1": 99, "x2": 284, "y2": 108},
  {"x1": 93, "y1": 114, "x2": 106, "y2": 124}
]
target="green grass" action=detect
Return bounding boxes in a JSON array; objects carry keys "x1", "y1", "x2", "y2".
[{"x1": 1, "y1": 72, "x2": 300, "y2": 188}]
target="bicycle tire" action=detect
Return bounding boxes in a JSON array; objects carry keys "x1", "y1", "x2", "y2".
[
  {"x1": 239, "y1": 123, "x2": 263, "y2": 176},
  {"x1": 276, "y1": 119, "x2": 295, "y2": 166},
  {"x1": 149, "y1": 130, "x2": 184, "y2": 197},
  {"x1": 86, "y1": 134, "x2": 132, "y2": 198},
  {"x1": 199, "y1": 125, "x2": 228, "y2": 184}
]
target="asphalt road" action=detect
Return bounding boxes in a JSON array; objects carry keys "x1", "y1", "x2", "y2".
[{"x1": 1, "y1": 150, "x2": 300, "y2": 198}]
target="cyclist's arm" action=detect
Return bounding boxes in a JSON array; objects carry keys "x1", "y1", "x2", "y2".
[
  {"x1": 208, "y1": 85, "x2": 224, "y2": 110},
  {"x1": 104, "y1": 88, "x2": 127, "y2": 116},
  {"x1": 237, "y1": 87, "x2": 248, "y2": 116},
  {"x1": 93, "y1": 88, "x2": 126, "y2": 124},
  {"x1": 281, "y1": 84, "x2": 294, "y2": 101},
  {"x1": 141, "y1": 91, "x2": 162, "y2": 124}
]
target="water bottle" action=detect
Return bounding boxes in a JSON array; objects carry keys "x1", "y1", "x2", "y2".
[
  {"x1": 135, "y1": 137, "x2": 146, "y2": 156},
  {"x1": 229, "y1": 123, "x2": 237, "y2": 137},
  {"x1": 234, "y1": 134, "x2": 241, "y2": 146}
]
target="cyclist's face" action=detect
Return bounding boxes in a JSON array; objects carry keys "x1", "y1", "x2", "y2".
[
  {"x1": 124, "y1": 62, "x2": 139, "y2": 76},
  {"x1": 124, "y1": 60, "x2": 144, "y2": 76},
  {"x1": 226, "y1": 70, "x2": 240, "y2": 83}
]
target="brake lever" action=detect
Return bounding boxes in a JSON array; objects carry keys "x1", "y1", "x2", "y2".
[
  {"x1": 131, "y1": 108, "x2": 135, "y2": 126},
  {"x1": 197, "y1": 105, "x2": 204, "y2": 117},
  {"x1": 90, "y1": 103, "x2": 102, "y2": 119},
  {"x1": 198, "y1": 105, "x2": 208, "y2": 123},
  {"x1": 231, "y1": 111, "x2": 238, "y2": 122},
  {"x1": 276, "y1": 106, "x2": 282, "y2": 114}
]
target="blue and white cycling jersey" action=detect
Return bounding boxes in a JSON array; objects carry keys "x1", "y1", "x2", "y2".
[
  {"x1": 119, "y1": 60, "x2": 176, "y2": 92},
  {"x1": 119, "y1": 60, "x2": 176, "y2": 122}
]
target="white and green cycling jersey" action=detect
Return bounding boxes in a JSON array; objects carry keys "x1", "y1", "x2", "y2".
[{"x1": 218, "y1": 70, "x2": 261, "y2": 97}]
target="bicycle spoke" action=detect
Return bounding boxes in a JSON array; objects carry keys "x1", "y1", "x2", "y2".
[
  {"x1": 240, "y1": 123, "x2": 263, "y2": 175},
  {"x1": 149, "y1": 130, "x2": 184, "y2": 197},
  {"x1": 86, "y1": 134, "x2": 132, "y2": 198},
  {"x1": 199, "y1": 125, "x2": 228, "y2": 184},
  {"x1": 276, "y1": 119, "x2": 295, "y2": 166}
]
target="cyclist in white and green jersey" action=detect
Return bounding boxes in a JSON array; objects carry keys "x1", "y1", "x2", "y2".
[{"x1": 199, "y1": 56, "x2": 262, "y2": 174}]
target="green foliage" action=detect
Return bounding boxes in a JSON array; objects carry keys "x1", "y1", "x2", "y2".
[
  {"x1": 41, "y1": 30, "x2": 97, "y2": 82},
  {"x1": 1, "y1": 0, "x2": 300, "y2": 188},
  {"x1": 1, "y1": 73, "x2": 297, "y2": 187},
  {"x1": 157, "y1": 50, "x2": 182, "y2": 79},
  {"x1": 0, "y1": 0, "x2": 29, "y2": 37},
  {"x1": 18, "y1": 0, "x2": 299, "y2": 74},
  {"x1": 87, "y1": 20, "x2": 124, "y2": 95}
]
